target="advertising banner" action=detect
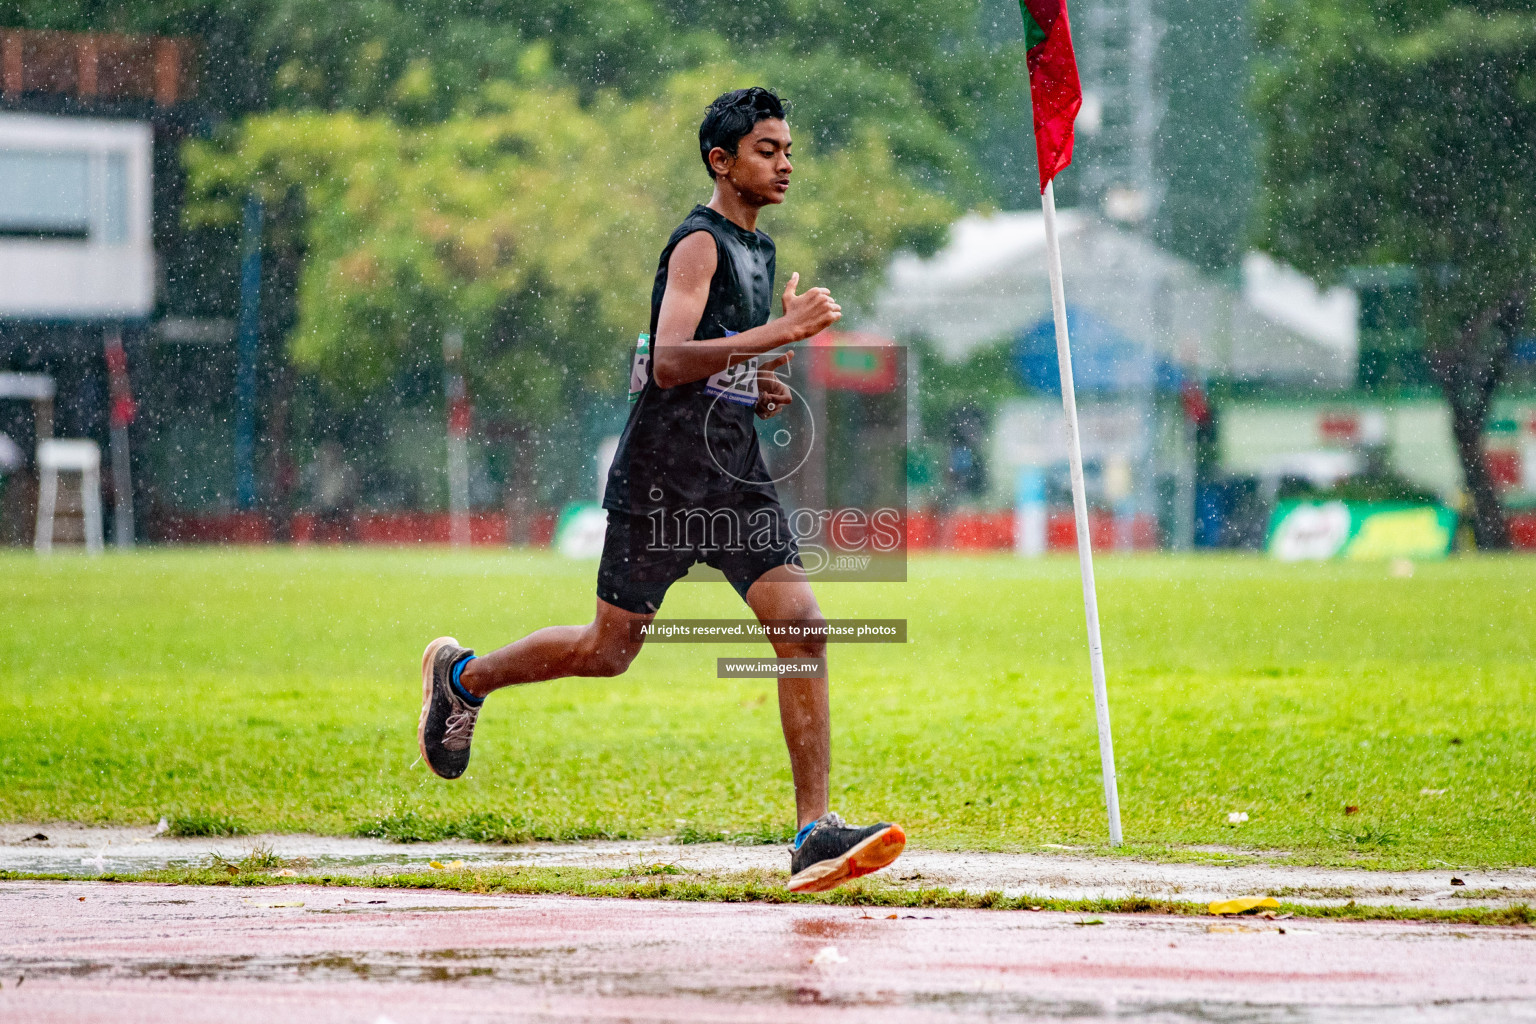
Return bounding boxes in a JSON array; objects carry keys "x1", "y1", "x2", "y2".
[{"x1": 1267, "y1": 501, "x2": 1455, "y2": 561}]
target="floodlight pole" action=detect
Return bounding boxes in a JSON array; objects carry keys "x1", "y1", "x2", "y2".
[{"x1": 1041, "y1": 180, "x2": 1123, "y2": 846}]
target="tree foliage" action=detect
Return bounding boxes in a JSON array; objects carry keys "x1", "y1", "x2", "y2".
[
  {"x1": 185, "y1": 60, "x2": 952, "y2": 423},
  {"x1": 3, "y1": 0, "x2": 977, "y2": 424},
  {"x1": 1253, "y1": 0, "x2": 1536, "y2": 546},
  {"x1": 2, "y1": 0, "x2": 1019, "y2": 199}
]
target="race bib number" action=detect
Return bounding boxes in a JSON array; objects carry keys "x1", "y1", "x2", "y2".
[
  {"x1": 703, "y1": 330, "x2": 758, "y2": 406},
  {"x1": 628, "y1": 333, "x2": 650, "y2": 403},
  {"x1": 632, "y1": 330, "x2": 758, "y2": 406}
]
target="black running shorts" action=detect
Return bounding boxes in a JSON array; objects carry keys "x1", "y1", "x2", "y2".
[{"x1": 596, "y1": 495, "x2": 803, "y2": 614}]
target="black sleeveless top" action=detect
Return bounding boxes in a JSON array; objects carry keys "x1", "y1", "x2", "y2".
[{"x1": 602, "y1": 205, "x2": 782, "y2": 514}]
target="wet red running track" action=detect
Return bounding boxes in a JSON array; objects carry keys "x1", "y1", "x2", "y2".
[{"x1": 1, "y1": 881, "x2": 1533, "y2": 1022}]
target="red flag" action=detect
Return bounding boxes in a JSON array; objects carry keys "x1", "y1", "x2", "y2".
[{"x1": 1020, "y1": 0, "x2": 1082, "y2": 192}]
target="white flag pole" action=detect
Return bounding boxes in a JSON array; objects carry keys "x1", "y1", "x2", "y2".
[{"x1": 1040, "y1": 179, "x2": 1123, "y2": 845}]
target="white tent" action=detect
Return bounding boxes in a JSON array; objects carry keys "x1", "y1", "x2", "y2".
[{"x1": 870, "y1": 210, "x2": 1358, "y2": 388}]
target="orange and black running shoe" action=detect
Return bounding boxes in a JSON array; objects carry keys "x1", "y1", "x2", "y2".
[{"x1": 787, "y1": 812, "x2": 906, "y2": 893}]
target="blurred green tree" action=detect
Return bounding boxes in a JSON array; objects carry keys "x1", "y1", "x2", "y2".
[
  {"x1": 1253, "y1": 0, "x2": 1536, "y2": 548},
  {"x1": 185, "y1": 62, "x2": 951, "y2": 426},
  {"x1": 0, "y1": 0, "x2": 1015, "y2": 199}
]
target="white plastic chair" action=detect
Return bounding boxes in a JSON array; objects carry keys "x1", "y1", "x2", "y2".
[{"x1": 35, "y1": 439, "x2": 104, "y2": 555}]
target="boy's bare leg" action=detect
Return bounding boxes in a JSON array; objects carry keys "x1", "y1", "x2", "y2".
[
  {"x1": 458, "y1": 598, "x2": 654, "y2": 698},
  {"x1": 744, "y1": 564, "x2": 830, "y2": 828}
]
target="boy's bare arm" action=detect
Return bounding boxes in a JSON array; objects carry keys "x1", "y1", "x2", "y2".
[{"x1": 650, "y1": 231, "x2": 841, "y2": 389}]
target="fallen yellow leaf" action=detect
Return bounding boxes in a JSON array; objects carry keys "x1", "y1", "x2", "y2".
[{"x1": 1208, "y1": 896, "x2": 1281, "y2": 915}]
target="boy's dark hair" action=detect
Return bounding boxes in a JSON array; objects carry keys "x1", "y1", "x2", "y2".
[{"x1": 699, "y1": 87, "x2": 788, "y2": 179}]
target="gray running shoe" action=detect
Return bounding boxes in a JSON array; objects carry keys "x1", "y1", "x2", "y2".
[{"x1": 418, "y1": 636, "x2": 479, "y2": 779}]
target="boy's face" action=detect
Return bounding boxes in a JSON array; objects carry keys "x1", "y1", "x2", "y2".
[{"x1": 711, "y1": 118, "x2": 793, "y2": 206}]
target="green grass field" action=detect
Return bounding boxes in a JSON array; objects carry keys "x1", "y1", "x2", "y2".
[{"x1": 1, "y1": 549, "x2": 1531, "y2": 869}]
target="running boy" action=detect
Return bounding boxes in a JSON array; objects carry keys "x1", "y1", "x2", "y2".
[{"x1": 417, "y1": 87, "x2": 905, "y2": 893}]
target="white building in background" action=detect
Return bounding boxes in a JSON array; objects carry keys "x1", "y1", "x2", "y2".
[
  {"x1": 866, "y1": 210, "x2": 1364, "y2": 544},
  {"x1": 0, "y1": 112, "x2": 155, "y2": 320},
  {"x1": 870, "y1": 209, "x2": 1357, "y2": 387}
]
